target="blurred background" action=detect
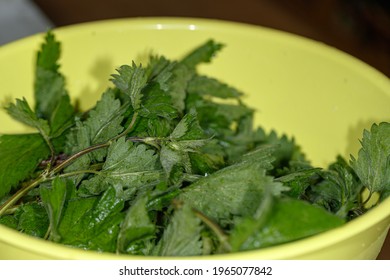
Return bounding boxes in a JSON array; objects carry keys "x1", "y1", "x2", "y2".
[
  {"x1": 1, "y1": 0, "x2": 389, "y2": 77},
  {"x1": 0, "y1": 0, "x2": 389, "y2": 259}
]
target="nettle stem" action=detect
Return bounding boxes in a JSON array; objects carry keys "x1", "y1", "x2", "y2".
[
  {"x1": 0, "y1": 142, "x2": 110, "y2": 216},
  {"x1": 42, "y1": 133, "x2": 56, "y2": 168},
  {"x1": 113, "y1": 111, "x2": 139, "y2": 141},
  {"x1": 362, "y1": 189, "x2": 373, "y2": 206},
  {"x1": 192, "y1": 208, "x2": 232, "y2": 253},
  {"x1": 50, "y1": 142, "x2": 111, "y2": 174},
  {"x1": 0, "y1": 111, "x2": 143, "y2": 216},
  {"x1": 0, "y1": 176, "x2": 44, "y2": 216}
]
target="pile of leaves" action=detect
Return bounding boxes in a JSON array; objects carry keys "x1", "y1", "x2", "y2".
[{"x1": 0, "y1": 32, "x2": 389, "y2": 256}]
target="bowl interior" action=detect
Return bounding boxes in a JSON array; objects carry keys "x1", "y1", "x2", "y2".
[{"x1": 0, "y1": 17, "x2": 389, "y2": 259}]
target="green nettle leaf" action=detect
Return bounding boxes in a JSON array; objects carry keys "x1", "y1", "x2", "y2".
[
  {"x1": 307, "y1": 156, "x2": 362, "y2": 219},
  {"x1": 237, "y1": 197, "x2": 345, "y2": 251},
  {"x1": 56, "y1": 196, "x2": 97, "y2": 240},
  {"x1": 34, "y1": 31, "x2": 74, "y2": 132},
  {"x1": 179, "y1": 162, "x2": 285, "y2": 224},
  {"x1": 35, "y1": 67, "x2": 68, "y2": 120},
  {"x1": 146, "y1": 55, "x2": 173, "y2": 87},
  {"x1": 0, "y1": 134, "x2": 50, "y2": 199},
  {"x1": 34, "y1": 31, "x2": 61, "y2": 113},
  {"x1": 152, "y1": 119, "x2": 174, "y2": 138},
  {"x1": 181, "y1": 40, "x2": 224, "y2": 68},
  {"x1": 65, "y1": 89, "x2": 124, "y2": 162},
  {"x1": 235, "y1": 146, "x2": 276, "y2": 171},
  {"x1": 111, "y1": 62, "x2": 148, "y2": 111},
  {"x1": 261, "y1": 131, "x2": 310, "y2": 176},
  {"x1": 84, "y1": 90, "x2": 124, "y2": 146},
  {"x1": 215, "y1": 103, "x2": 254, "y2": 126},
  {"x1": 187, "y1": 75, "x2": 243, "y2": 99},
  {"x1": 310, "y1": 167, "x2": 361, "y2": 219},
  {"x1": 146, "y1": 187, "x2": 181, "y2": 212},
  {"x1": 160, "y1": 143, "x2": 188, "y2": 176},
  {"x1": 139, "y1": 82, "x2": 178, "y2": 120},
  {"x1": 36, "y1": 31, "x2": 61, "y2": 71},
  {"x1": 134, "y1": 117, "x2": 173, "y2": 138},
  {"x1": 40, "y1": 177, "x2": 70, "y2": 242},
  {"x1": 49, "y1": 94, "x2": 75, "y2": 138},
  {"x1": 159, "y1": 111, "x2": 209, "y2": 177},
  {"x1": 63, "y1": 121, "x2": 92, "y2": 179},
  {"x1": 3, "y1": 32, "x2": 73, "y2": 169},
  {"x1": 6, "y1": 98, "x2": 51, "y2": 138},
  {"x1": 185, "y1": 87, "x2": 253, "y2": 147},
  {"x1": 16, "y1": 202, "x2": 49, "y2": 238},
  {"x1": 146, "y1": 56, "x2": 194, "y2": 113},
  {"x1": 189, "y1": 149, "x2": 225, "y2": 175},
  {"x1": 117, "y1": 196, "x2": 156, "y2": 255},
  {"x1": 166, "y1": 63, "x2": 194, "y2": 113},
  {"x1": 185, "y1": 93, "x2": 217, "y2": 124},
  {"x1": 58, "y1": 186, "x2": 124, "y2": 252},
  {"x1": 276, "y1": 168, "x2": 321, "y2": 199},
  {"x1": 0, "y1": 215, "x2": 18, "y2": 229},
  {"x1": 350, "y1": 122, "x2": 390, "y2": 198},
  {"x1": 169, "y1": 110, "x2": 204, "y2": 140},
  {"x1": 221, "y1": 115, "x2": 266, "y2": 163},
  {"x1": 78, "y1": 137, "x2": 162, "y2": 196},
  {"x1": 153, "y1": 204, "x2": 203, "y2": 256},
  {"x1": 229, "y1": 187, "x2": 274, "y2": 252}
]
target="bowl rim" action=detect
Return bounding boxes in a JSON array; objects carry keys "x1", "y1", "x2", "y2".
[
  {"x1": 0, "y1": 17, "x2": 389, "y2": 259},
  {"x1": 1, "y1": 196, "x2": 390, "y2": 259},
  {"x1": 2, "y1": 16, "x2": 389, "y2": 98}
]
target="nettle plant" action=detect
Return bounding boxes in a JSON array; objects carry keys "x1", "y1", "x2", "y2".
[{"x1": 0, "y1": 32, "x2": 389, "y2": 256}]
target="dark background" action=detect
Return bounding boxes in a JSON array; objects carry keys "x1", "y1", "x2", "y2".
[
  {"x1": 32, "y1": 0, "x2": 390, "y2": 77},
  {"x1": 31, "y1": 0, "x2": 390, "y2": 259}
]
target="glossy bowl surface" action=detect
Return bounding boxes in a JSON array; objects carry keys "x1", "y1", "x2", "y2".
[{"x1": 0, "y1": 17, "x2": 389, "y2": 259}]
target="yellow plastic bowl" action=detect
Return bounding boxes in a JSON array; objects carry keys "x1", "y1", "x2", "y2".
[{"x1": 0, "y1": 18, "x2": 389, "y2": 260}]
